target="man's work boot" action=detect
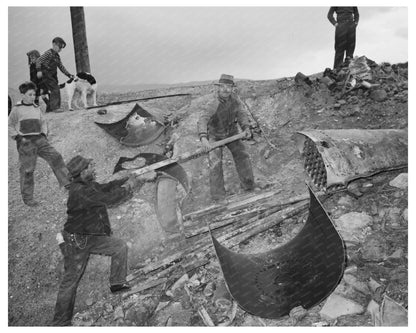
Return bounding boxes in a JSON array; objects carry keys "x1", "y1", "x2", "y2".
[
  {"x1": 24, "y1": 198, "x2": 39, "y2": 207},
  {"x1": 110, "y1": 283, "x2": 131, "y2": 294}
]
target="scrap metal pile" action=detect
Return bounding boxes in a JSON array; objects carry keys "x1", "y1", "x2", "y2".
[
  {"x1": 124, "y1": 188, "x2": 315, "y2": 293},
  {"x1": 88, "y1": 78, "x2": 407, "y2": 324}
]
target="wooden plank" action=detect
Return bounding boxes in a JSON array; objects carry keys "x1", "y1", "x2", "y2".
[
  {"x1": 185, "y1": 209, "x2": 261, "y2": 238},
  {"x1": 123, "y1": 278, "x2": 168, "y2": 297},
  {"x1": 87, "y1": 93, "x2": 191, "y2": 109},
  {"x1": 225, "y1": 201, "x2": 309, "y2": 248},
  {"x1": 183, "y1": 188, "x2": 282, "y2": 221},
  {"x1": 184, "y1": 191, "x2": 316, "y2": 237},
  {"x1": 128, "y1": 192, "x2": 323, "y2": 280},
  {"x1": 226, "y1": 189, "x2": 283, "y2": 210},
  {"x1": 131, "y1": 132, "x2": 246, "y2": 176}
]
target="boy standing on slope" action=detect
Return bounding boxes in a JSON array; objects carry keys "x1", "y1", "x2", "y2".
[{"x1": 8, "y1": 81, "x2": 70, "y2": 206}]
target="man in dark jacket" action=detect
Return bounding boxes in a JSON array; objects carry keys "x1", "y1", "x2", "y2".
[
  {"x1": 327, "y1": 7, "x2": 359, "y2": 70},
  {"x1": 52, "y1": 155, "x2": 155, "y2": 326},
  {"x1": 197, "y1": 74, "x2": 254, "y2": 201},
  {"x1": 36, "y1": 37, "x2": 74, "y2": 112}
]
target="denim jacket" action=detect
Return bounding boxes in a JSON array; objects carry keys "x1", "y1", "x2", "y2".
[{"x1": 64, "y1": 177, "x2": 129, "y2": 236}]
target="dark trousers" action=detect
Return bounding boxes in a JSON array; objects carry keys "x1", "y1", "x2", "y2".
[
  {"x1": 334, "y1": 21, "x2": 357, "y2": 69},
  {"x1": 208, "y1": 138, "x2": 254, "y2": 200},
  {"x1": 42, "y1": 71, "x2": 61, "y2": 112},
  {"x1": 17, "y1": 135, "x2": 70, "y2": 202},
  {"x1": 52, "y1": 233, "x2": 128, "y2": 326}
]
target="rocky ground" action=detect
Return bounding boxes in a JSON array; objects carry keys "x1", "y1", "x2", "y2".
[{"x1": 8, "y1": 58, "x2": 408, "y2": 326}]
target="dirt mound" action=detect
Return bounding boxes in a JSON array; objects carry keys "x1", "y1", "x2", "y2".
[{"x1": 8, "y1": 59, "x2": 408, "y2": 326}]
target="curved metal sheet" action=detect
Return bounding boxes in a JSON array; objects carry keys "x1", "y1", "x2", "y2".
[
  {"x1": 113, "y1": 153, "x2": 190, "y2": 193},
  {"x1": 211, "y1": 186, "x2": 345, "y2": 319},
  {"x1": 95, "y1": 103, "x2": 166, "y2": 147},
  {"x1": 295, "y1": 129, "x2": 408, "y2": 190}
]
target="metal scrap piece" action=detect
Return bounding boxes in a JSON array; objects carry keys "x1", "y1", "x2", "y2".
[
  {"x1": 295, "y1": 129, "x2": 408, "y2": 190},
  {"x1": 113, "y1": 153, "x2": 189, "y2": 193},
  {"x1": 95, "y1": 103, "x2": 166, "y2": 147},
  {"x1": 114, "y1": 153, "x2": 189, "y2": 235},
  {"x1": 211, "y1": 186, "x2": 345, "y2": 319}
]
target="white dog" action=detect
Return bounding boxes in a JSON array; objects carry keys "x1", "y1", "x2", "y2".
[{"x1": 60, "y1": 72, "x2": 98, "y2": 110}]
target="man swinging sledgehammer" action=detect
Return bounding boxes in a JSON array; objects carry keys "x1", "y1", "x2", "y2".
[{"x1": 52, "y1": 155, "x2": 156, "y2": 326}]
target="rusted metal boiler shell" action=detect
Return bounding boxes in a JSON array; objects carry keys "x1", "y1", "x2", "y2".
[
  {"x1": 211, "y1": 187, "x2": 345, "y2": 318},
  {"x1": 295, "y1": 129, "x2": 408, "y2": 190}
]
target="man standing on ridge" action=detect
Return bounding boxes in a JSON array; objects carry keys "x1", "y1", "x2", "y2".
[{"x1": 327, "y1": 7, "x2": 359, "y2": 70}]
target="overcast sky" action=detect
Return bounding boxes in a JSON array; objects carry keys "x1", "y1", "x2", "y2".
[{"x1": 8, "y1": 6, "x2": 408, "y2": 89}]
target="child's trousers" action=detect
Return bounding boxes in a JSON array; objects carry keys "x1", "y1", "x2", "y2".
[{"x1": 17, "y1": 135, "x2": 70, "y2": 201}]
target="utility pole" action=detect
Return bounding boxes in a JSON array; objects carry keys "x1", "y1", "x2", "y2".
[{"x1": 70, "y1": 7, "x2": 91, "y2": 73}]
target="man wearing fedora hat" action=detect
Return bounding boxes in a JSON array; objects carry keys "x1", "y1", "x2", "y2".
[
  {"x1": 197, "y1": 74, "x2": 255, "y2": 201},
  {"x1": 52, "y1": 155, "x2": 155, "y2": 326}
]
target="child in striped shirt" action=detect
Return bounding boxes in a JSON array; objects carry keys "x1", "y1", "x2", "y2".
[{"x1": 35, "y1": 37, "x2": 74, "y2": 112}]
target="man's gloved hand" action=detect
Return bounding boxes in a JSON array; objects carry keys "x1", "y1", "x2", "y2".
[
  {"x1": 200, "y1": 137, "x2": 211, "y2": 153},
  {"x1": 122, "y1": 171, "x2": 157, "y2": 191},
  {"x1": 122, "y1": 175, "x2": 142, "y2": 191},
  {"x1": 243, "y1": 127, "x2": 252, "y2": 139},
  {"x1": 139, "y1": 171, "x2": 157, "y2": 182}
]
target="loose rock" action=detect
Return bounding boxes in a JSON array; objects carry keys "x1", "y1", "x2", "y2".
[
  {"x1": 337, "y1": 195, "x2": 355, "y2": 207},
  {"x1": 343, "y1": 274, "x2": 370, "y2": 295},
  {"x1": 380, "y1": 295, "x2": 408, "y2": 326},
  {"x1": 289, "y1": 305, "x2": 308, "y2": 324},
  {"x1": 319, "y1": 294, "x2": 364, "y2": 320},
  {"x1": 335, "y1": 212, "x2": 373, "y2": 242},
  {"x1": 113, "y1": 305, "x2": 124, "y2": 321},
  {"x1": 368, "y1": 277, "x2": 383, "y2": 293},
  {"x1": 387, "y1": 248, "x2": 404, "y2": 260},
  {"x1": 360, "y1": 234, "x2": 389, "y2": 261},
  {"x1": 370, "y1": 89, "x2": 388, "y2": 102},
  {"x1": 389, "y1": 173, "x2": 408, "y2": 189},
  {"x1": 203, "y1": 281, "x2": 215, "y2": 297},
  {"x1": 387, "y1": 207, "x2": 402, "y2": 223},
  {"x1": 367, "y1": 299, "x2": 381, "y2": 325},
  {"x1": 401, "y1": 208, "x2": 408, "y2": 222}
]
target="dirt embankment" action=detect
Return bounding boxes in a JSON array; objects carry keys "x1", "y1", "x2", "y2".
[{"x1": 8, "y1": 61, "x2": 408, "y2": 326}]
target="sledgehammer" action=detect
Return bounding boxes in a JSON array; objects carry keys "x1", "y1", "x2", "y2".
[{"x1": 130, "y1": 132, "x2": 247, "y2": 177}]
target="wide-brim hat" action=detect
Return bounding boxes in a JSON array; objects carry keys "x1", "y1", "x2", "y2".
[
  {"x1": 214, "y1": 74, "x2": 235, "y2": 86},
  {"x1": 67, "y1": 155, "x2": 92, "y2": 177}
]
